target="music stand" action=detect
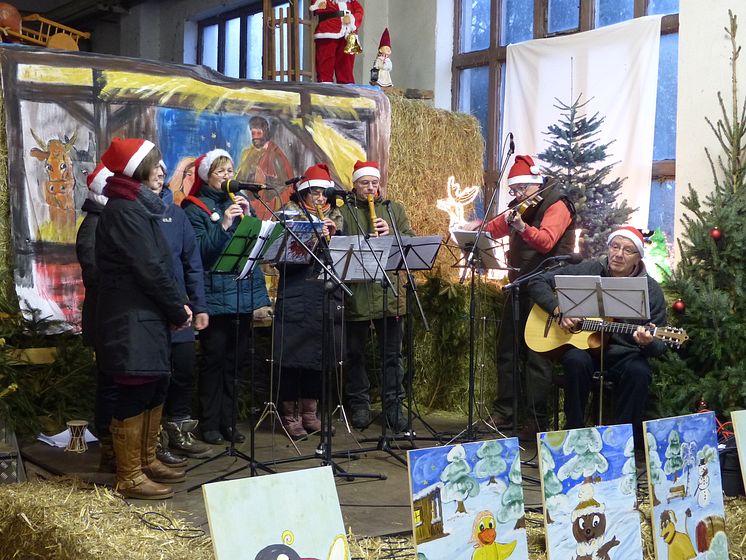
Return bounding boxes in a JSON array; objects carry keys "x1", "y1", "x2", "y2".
[
  {"x1": 555, "y1": 275, "x2": 650, "y2": 424},
  {"x1": 385, "y1": 234, "x2": 443, "y2": 441},
  {"x1": 449, "y1": 230, "x2": 511, "y2": 442},
  {"x1": 187, "y1": 216, "x2": 283, "y2": 491}
]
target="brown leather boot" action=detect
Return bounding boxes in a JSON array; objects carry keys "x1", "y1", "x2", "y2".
[
  {"x1": 281, "y1": 401, "x2": 308, "y2": 439},
  {"x1": 97, "y1": 433, "x2": 116, "y2": 473},
  {"x1": 110, "y1": 413, "x2": 173, "y2": 500},
  {"x1": 300, "y1": 398, "x2": 322, "y2": 433},
  {"x1": 141, "y1": 405, "x2": 186, "y2": 483}
]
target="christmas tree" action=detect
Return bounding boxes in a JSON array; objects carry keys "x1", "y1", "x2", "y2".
[
  {"x1": 496, "y1": 454, "x2": 525, "y2": 527},
  {"x1": 539, "y1": 440, "x2": 568, "y2": 523},
  {"x1": 440, "y1": 444, "x2": 480, "y2": 514},
  {"x1": 538, "y1": 96, "x2": 634, "y2": 257},
  {"x1": 474, "y1": 439, "x2": 507, "y2": 486},
  {"x1": 652, "y1": 10, "x2": 746, "y2": 416}
]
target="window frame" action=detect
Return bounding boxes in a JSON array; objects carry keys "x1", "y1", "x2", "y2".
[
  {"x1": 453, "y1": 0, "x2": 679, "y2": 187},
  {"x1": 197, "y1": 0, "x2": 289, "y2": 79}
]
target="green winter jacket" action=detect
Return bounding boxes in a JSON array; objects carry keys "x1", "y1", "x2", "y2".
[{"x1": 339, "y1": 195, "x2": 415, "y2": 321}]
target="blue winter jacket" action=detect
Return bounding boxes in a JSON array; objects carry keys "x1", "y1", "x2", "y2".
[
  {"x1": 159, "y1": 188, "x2": 208, "y2": 343},
  {"x1": 182, "y1": 187, "x2": 270, "y2": 316}
]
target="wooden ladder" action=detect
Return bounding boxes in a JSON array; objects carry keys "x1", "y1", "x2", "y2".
[{"x1": 262, "y1": 0, "x2": 314, "y2": 81}]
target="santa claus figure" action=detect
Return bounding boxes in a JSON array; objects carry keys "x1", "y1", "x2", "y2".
[{"x1": 310, "y1": 0, "x2": 364, "y2": 84}]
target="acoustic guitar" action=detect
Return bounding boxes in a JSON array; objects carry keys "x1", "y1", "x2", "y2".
[{"x1": 524, "y1": 304, "x2": 689, "y2": 354}]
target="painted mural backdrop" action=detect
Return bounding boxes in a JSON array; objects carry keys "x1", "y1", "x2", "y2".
[
  {"x1": 407, "y1": 438, "x2": 529, "y2": 560},
  {"x1": 0, "y1": 46, "x2": 390, "y2": 331},
  {"x1": 644, "y1": 411, "x2": 729, "y2": 560},
  {"x1": 537, "y1": 424, "x2": 643, "y2": 560}
]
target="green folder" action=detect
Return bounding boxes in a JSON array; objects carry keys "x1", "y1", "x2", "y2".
[{"x1": 212, "y1": 216, "x2": 285, "y2": 279}]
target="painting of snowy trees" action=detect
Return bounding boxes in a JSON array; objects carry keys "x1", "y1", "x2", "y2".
[
  {"x1": 406, "y1": 438, "x2": 529, "y2": 560},
  {"x1": 732, "y1": 409, "x2": 746, "y2": 498},
  {"x1": 537, "y1": 424, "x2": 642, "y2": 560},
  {"x1": 644, "y1": 411, "x2": 729, "y2": 560}
]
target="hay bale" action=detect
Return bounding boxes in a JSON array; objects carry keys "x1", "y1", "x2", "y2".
[
  {"x1": 387, "y1": 94, "x2": 485, "y2": 276},
  {"x1": 0, "y1": 479, "x2": 213, "y2": 560}
]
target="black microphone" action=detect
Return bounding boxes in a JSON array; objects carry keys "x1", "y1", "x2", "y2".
[
  {"x1": 509, "y1": 132, "x2": 515, "y2": 154},
  {"x1": 285, "y1": 175, "x2": 305, "y2": 185},
  {"x1": 221, "y1": 179, "x2": 266, "y2": 194},
  {"x1": 552, "y1": 254, "x2": 583, "y2": 264},
  {"x1": 324, "y1": 185, "x2": 352, "y2": 202}
]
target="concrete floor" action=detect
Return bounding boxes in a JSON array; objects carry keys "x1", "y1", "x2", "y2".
[{"x1": 21, "y1": 410, "x2": 545, "y2": 538}]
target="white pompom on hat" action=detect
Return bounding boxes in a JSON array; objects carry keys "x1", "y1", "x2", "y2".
[
  {"x1": 86, "y1": 162, "x2": 113, "y2": 195},
  {"x1": 507, "y1": 154, "x2": 543, "y2": 186},
  {"x1": 101, "y1": 137, "x2": 155, "y2": 178},
  {"x1": 297, "y1": 163, "x2": 334, "y2": 192},
  {"x1": 351, "y1": 160, "x2": 381, "y2": 182},
  {"x1": 607, "y1": 226, "x2": 645, "y2": 257}
]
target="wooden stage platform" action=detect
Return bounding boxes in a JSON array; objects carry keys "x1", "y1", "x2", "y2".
[{"x1": 20, "y1": 411, "x2": 545, "y2": 538}]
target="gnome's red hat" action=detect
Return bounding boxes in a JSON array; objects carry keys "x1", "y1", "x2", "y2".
[
  {"x1": 352, "y1": 160, "x2": 380, "y2": 182},
  {"x1": 297, "y1": 163, "x2": 334, "y2": 192},
  {"x1": 378, "y1": 28, "x2": 391, "y2": 50},
  {"x1": 101, "y1": 137, "x2": 155, "y2": 178},
  {"x1": 507, "y1": 155, "x2": 543, "y2": 186},
  {"x1": 607, "y1": 226, "x2": 645, "y2": 257},
  {"x1": 187, "y1": 148, "x2": 233, "y2": 197},
  {"x1": 86, "y1": 163, "x2": 113, "y2": 195}
]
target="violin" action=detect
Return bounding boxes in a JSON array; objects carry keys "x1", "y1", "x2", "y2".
[{"x1": 507, "y1": 193, "x2": 543, "y2": 224}]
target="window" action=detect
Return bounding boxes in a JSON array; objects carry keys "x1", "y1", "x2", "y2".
[
  {"x1": 453, "y1": 0, "x2": 679, "y2": 233},
  {"x1": 413, "y1": 508, "x2": 423, "y2": 527},
  {"x1": 197, "y1": 1, "x2": 301, "y2": 79}
]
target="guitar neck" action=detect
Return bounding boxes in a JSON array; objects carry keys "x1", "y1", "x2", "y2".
[{"x1": 580, "y1": 319, "x2": 645, "y2": 336}]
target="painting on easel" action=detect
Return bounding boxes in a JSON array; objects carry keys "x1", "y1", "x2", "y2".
[
  {"x1": 644, "y1": 411, "x2": 729, "y2": 559},
  {"x1": 537, "y1": 424, "x2": 642, "y2": 560},
  {"x1": 406, "y1": 438, "x2": 529, "y2": 560}
]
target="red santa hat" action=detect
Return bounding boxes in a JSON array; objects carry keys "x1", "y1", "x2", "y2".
[
  {"x1": 352, "y1": 160, "x2": 380, "y2": 182},
  {"x1": 378, "y1": 28, "x2": 391, "y2": 50},
  {"x1": 86, "y1": 162, "x2": 113, "y2": 195},
  {"x1": 607, "y1": 226, "x2": 645, "y2": 257},
  {"x1": 188, "y1": 148, "x2": 233, "y2": 197},
  {"x1": 572, "y1": 483, "x2": 605, "y2": 522},
  {"x1": 507, "y1": 155, "x2": 543, "y2": 186},
  {"x1": 101, "y1": 137, "x2": 155, "y2": 178},
  {"x1": 297, "y1": 163, "x2": 334, "y2": 192}
]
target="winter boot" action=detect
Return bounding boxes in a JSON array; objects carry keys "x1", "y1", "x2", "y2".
[
  {"x1": 110, "y1": 413, "x2": 173, "y2": 500},
  {"x1": 281, "y1": 401, "x2": 308, "y2": 439},
  {"x1": 300, "y1": 398, "x2": 322, "y2": 433},
  {"x1": 156, "y1": 429, "x2": 188, "y2": 467},
  {"x1": 164, "y1": 419, "x2": 213, "y2": 459},
  {"x1": 141, "y1": 405, "x2": 186, "y2": 484},
  {"x1": 97, "y1": 433, "x2": 116, "y2": 473}
]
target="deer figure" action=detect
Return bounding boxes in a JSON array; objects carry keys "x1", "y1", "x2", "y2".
[
  {"x1": 436, "y1": 176, "x2": 481, "y2": 230},
  {"x1": 30, "y1": 128, "x2": 78, "y2": 236}
]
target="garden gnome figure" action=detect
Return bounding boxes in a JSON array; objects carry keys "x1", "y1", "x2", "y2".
[{"x1": 370, "y1": 28, "x2": 393, "y2": 88}]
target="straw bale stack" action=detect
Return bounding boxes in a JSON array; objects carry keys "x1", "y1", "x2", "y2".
[{"x1": 387, "y1": 94, "x2": 485, "y2": 277}]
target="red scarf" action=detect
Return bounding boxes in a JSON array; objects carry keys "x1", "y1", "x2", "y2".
[{"x1": 102, "y1": 174, "x2": 141, "y2": 201}]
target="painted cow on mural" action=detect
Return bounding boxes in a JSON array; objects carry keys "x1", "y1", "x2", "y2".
[{"x1": 30, "y1": 128, "x2": 78, "y2": 235}]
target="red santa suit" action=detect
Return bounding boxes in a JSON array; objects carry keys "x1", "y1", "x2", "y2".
[{"x1": 310, "y1": 0, "x2": 364, "y2": 84}]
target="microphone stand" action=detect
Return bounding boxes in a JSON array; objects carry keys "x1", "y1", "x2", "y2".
[{"x1": 249, "y1": 188, "x2": 384, "y2": 481}]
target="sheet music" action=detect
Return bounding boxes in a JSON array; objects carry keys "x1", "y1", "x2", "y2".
[
  {"x1": 322, "y1": 235, "x2": 393, "y2": 282},
  {"x1": 238, "y1": 220, "x2": 283, "y2": 280},
  {"x1": 450, "y1": 229, "x2": 505, "y2": 270},
  {"x1": 263, "y1": 221, "x2": 323, "y2": 265}
]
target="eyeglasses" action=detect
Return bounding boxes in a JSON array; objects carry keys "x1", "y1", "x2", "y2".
[
  {"x1": 210, "y1": 167, "x2": 234, "y2": 176},
  {"x1": 608, "y1": 243, "x2": 638, "y2": 257},
  {"x1": 508, "y1": 185, "x2": 528, "y2": 197},
  {"x1": 356, "y1": 179, "x2": 380, "y2": 188}
]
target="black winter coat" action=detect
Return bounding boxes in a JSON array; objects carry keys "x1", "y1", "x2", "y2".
[
  {"x1": 94, "y1": 176, "x2": 189, "y2": 378},
  {"x1": 76, "y1": 197, "x2": 104, "y2": 347}
]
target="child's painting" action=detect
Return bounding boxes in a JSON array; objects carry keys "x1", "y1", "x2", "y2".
[
  {"x1": 732, "y1": 409, "x2": 746, "y2": 494},
  {"x1": 537, "y1": 424, "x2": 642, "y2": 560},
  {"x1": 202, "y1": 466, "x2": 349, "y2": 560},
  {"x1": 406, "y1": 438, "x2": 529, "y2": 560},
  {"x1": 644, "y1": 411, "x2": 729, "y2": 560}
]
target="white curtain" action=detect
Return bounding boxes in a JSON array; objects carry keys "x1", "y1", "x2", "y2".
[{"x1": 500, "y1": 16, "x2": 663, "y2": 227}]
